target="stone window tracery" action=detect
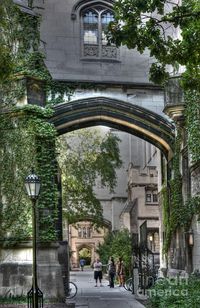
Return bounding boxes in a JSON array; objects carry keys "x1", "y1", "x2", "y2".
[
  {"x1": 77, "y1": 225, "x2": 92, "y2": 238},
  {"x1": 81, "y1": 5, "x2": 118, "y2": 60}
]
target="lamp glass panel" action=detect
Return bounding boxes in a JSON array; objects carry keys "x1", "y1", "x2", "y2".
[
  {"x1": 25, "y1": 182, "x2": 31, "y2": 196},
  {"x1": 29, "y1": 182, "x2": 37, "y2": 197},
  {"x1": 25, "y1": 181, "x2": 40, "y2": 198},
  {"x1": 149, "y1": 235, "x2": 153, "y2": 242},
  {"x1": 35, "y1": 182, "x2": 40, "y2": 197},
  {"x1": 189, "y1": 234, "x2": 194, "y2": 246}
]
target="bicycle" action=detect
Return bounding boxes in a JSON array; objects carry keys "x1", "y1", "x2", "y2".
[
  {"x1": 64, "y1": 281, "x2": 78, "y2": 299},
  {"x1": 124, "y1": 277, "x2": 133, "y2": 292}
]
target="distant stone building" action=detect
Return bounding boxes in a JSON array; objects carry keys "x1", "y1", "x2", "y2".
[
  {"x1": 64, "y1": 131, "x2": 161, "y2": 267},
  {"x1": 67, "y1": 222, "x2": 108, "y2": 268},
  {"x1": 4, "y1": 0, "x2": 200, "y2": 300}
]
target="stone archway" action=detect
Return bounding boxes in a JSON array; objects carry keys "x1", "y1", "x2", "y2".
[
  {"x1": 79, "y1": 247, "x2": 92, "y2": 266},
  {"x1": 68, "y1": 220, "x2": 111, "y2": 267},
  {"x1": 50, "y1": 96, "x2": 175, "y2": 160},
  {"x1": 51, "y1": 95, "x2": 175, "y2": 268},
  {"x1": 49, "y1": 95, "x2": 175, "y2": 294},
  {"x1": 76, "y1": 243, "x2": 95, "y2": 268}
]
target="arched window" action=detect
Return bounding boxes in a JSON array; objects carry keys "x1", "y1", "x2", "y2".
[
  {"x1": 83, "y1": 10, "x2": 98, "y2": 45},
  {"x1": 82, "y1": 6, "x2": 117, "y2": 60}
]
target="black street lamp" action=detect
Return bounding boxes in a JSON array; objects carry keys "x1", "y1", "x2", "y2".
[{"x1": 25, "y1": 170, "x2": 43, "y2": 308}]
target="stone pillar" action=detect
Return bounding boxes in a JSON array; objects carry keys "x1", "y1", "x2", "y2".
[
  {"x1": 133, "y1": 267, "x2": 139, "y2": 295},
  {"x1": 57, "y1": 241, "x2": 69, "y2": 297},
  {"x1": 37, "y1": 242, "x2": 65, "y2": 300},
  {"x1": 0, "y1": 241, "x2": 66, "y2": 300}
]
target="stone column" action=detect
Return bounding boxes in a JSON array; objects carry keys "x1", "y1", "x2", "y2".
[{"x1": 0, "y1": 241, "x2": 66, "y2": 300}]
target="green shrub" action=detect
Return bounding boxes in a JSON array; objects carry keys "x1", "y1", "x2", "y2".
[
  {"x1": 0, "y1": 294, "x2": 26, "y2": 304},
  {"x1": 148, "y1": 275, "x2": 200, "y2": 308}
]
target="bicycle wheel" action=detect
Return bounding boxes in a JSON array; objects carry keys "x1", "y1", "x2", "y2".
[
  {"x1": 124, "y1": 278, "x2": 133, "y2": 292},
  {"x1": 65, "y1": 281, "x2": 78, "y2": 299}
]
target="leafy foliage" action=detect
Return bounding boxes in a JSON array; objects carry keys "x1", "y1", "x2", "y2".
[
  {"x1": 0, "y1": 1, "x2": 75, "y2": 108},
  {"x1": 162, "y1": 128, "x2": 200, "y2": 254},
  {"x1": 108, "y1": 0, "x2": 200, "y2": 86},
  {"x1": 185, "y1": 90, "x2": 200, "y2": 163},
  {"x1": 0, "y1": 107, "x2": 58, "y2": 243},
  {"x1": 0, "y1": 1, "x2": 124, "y2": 243},
  {"x1": 97, "y1": 229, "x2": 132, "y2": 275},
  {"x1": 148, "y1": 275, "x2": 200, "y2": 308},
  {"x1": 0, "y1": 0, "x2": 40, "y2": 83},
  {"x1": 108, "y1": 0, "x2": 200, "y2": 255},
  {"x1": 79, "y1": 248, "x2": 91, "y2": 265},
  {"x1": 0, "y1": 114, "x2": 34, "y2": 242},
  {"x1": 0, "y1": 1, "x2": 61, "y2": 243},
  {"x1": 57, "y1": 128, "x2": 122, "y2": 225},
  {"x1": 162, "y1": 129, "x2": 183, "y2": 254},
  {"x1": 0, "y1": 0, "x2": 17, "y2": 82},
  {"x1": 0, "y1": 294, "x2": 27, "y2": 304}
]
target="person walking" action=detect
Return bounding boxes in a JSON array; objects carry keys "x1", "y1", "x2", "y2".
[
  {"x1": 80, "y1": 258, "x2": 85, "y2": 271},
  {"x1": 106, "y1": 256, "x2": 112, "y2": 286},
  {"x1": 108, "y1": 257, "x2": 116, "y2": 288},
  {"x1": 117, "y1": 257, "x2": 125, "y2": 287},
  {"x1": 93, "y1": 258, "x2": 103, "y2": 287}
]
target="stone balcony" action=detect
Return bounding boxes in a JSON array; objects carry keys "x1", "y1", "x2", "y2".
[{"x1": 163, "y1": 76, "x2": 185, "y2": 122}]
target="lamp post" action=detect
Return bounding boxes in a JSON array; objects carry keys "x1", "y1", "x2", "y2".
[{"x1": 25, "y1": 170, "x2": 43, "y2": 308}]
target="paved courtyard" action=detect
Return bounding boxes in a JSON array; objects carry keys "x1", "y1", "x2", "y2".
[
  {"x1": 69, "y1": 268, "x2": 146, "y2": 308},
  {"x1": 0, "y1": 269, "x2": 146, "y2": 308}
]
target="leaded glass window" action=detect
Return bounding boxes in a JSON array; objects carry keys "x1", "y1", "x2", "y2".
[
  {"x1": 82, "y1": 6, "x2": 117, "y2": 59},
  {"x1": 83, "y1": 10, "x2": 98, "y2": 44}
]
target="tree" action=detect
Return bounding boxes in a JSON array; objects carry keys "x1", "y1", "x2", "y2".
[
  {"x1": 108, "y1": 0, "x2": 200, "y2": 87},
  {"x1": 108, "y1": 0, "x2": 200, "y2": 254},
  {"x1": 57, "y1": 128, "x2": 122, "y2": 225},
  {"x1": 0, "y1": 0, "x2": 43, "y2": 109},
  {"x1": 108, "y1": 0, "x2": 200, "y2": 171},
  {"x1": 97, "y1": 229, "x2": 132, "y2": 275}
]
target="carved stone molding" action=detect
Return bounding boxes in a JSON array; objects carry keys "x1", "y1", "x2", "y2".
[{"x1": 71, "y1": 0, "x2": 114, "y2": 19}]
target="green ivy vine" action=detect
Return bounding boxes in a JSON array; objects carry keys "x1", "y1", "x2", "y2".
[
  {"x1": 0, "y1": 105, "x2": 60, "y2": 244},
  {"x1": 162, "y1": 129, "x2": 182, "y2": 254},
  {"x1": 162, "y1": 126, "x2": 200, "y2": 254},
  {"x1": 185, "y1": 90, "x2": 200, "y2": 164},
  {"x1": 161, "y1": 185, "x2": 170, "y2": 255},
  {"x1": 0, "y1": 1, "x2": 103, "y2": 244}
]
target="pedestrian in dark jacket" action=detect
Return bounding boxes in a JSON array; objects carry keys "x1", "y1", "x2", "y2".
[{"x1": 108, "y1": 257, "x2": 116, "y2": 288}]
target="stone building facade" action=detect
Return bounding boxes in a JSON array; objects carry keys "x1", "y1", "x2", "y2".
[
  {"x1": 2, "y1": 0, "x2": 200, "y2": 300},
  {"x1": 64, "y1": 132, "x2": 161, "y2": 268},
  {"x1": 0, "y1": 0, "x2": 167, "y2": 297}
]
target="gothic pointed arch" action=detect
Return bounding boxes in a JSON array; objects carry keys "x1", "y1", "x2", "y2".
[
  {"x1": 72, "y1": 0, "x2": 118, "y2": 60},
  {"x1": 50, "y1": 96, "x2": 175, "y2": 160},
  {"x1": 71, "y1": 0, "x2": 115, "y2": 19}
]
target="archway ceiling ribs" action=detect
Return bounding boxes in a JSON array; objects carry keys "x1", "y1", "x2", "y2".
[{"x1": 50, "y1": 97, "x2": 175, "y2": 161}]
